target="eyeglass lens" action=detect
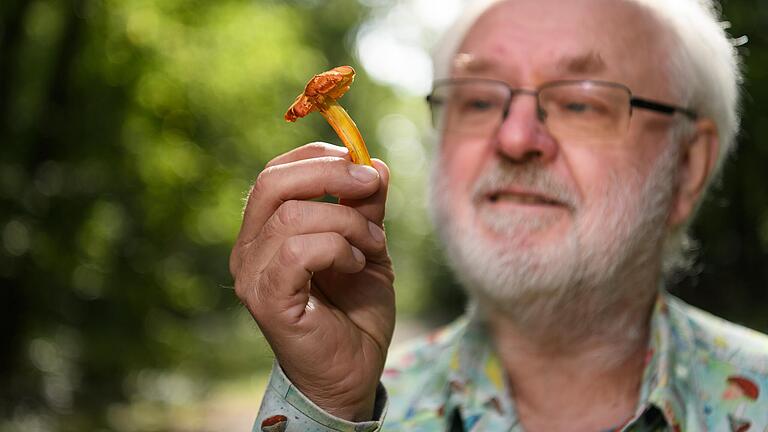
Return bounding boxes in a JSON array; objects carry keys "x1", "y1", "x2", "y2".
[{"x1": 430, "y1": 81, "x2": 632, "y2": 143}]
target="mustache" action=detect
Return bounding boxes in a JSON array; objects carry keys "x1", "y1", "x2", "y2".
[{"x1": 471, "y1": 161, "x2": 578, "y2": 208}]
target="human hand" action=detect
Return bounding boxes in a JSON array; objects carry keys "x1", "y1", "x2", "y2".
[{"x1": 230, "y1": 142, "x2": 395, "y2": 422}]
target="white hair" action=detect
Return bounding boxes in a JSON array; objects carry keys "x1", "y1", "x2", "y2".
[{"x1": 431, "y1": 0, "x2": 743, "y2": 274}]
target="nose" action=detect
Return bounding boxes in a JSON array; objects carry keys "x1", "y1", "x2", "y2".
[{"x1": 494, "y1": 95, "x2": 558, "y2": 164}]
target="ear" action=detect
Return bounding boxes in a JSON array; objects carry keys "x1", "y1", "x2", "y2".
[{"x1": 668, "y1": 118, "x2": 719, "y2": 227}]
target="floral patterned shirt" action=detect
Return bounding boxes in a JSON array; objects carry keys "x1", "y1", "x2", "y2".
[{"x1": 254, "y1": 292, "x2": 768, "y2": 431}]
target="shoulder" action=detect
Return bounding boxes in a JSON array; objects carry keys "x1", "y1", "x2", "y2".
[
  {"x1": 667, "y1": 295, "x2": 768, "y2": 373},
  {"x1": 665, "y1": 296, "x2": 768, "y2": 430}
]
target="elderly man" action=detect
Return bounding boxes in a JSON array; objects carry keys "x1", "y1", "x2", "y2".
[{"x1": 230, "y1": 0, "x2": 768, "y2": 430}]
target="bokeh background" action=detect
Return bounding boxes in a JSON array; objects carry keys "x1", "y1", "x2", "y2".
[{"x1": 1, "y1": 0, "x2": 766, "y2": 430}]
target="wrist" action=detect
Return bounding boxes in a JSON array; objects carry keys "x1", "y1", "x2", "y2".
[
  {"x1": 319, "y1": 395, "x2": 376, "y2": 422},
  {"x1": 278, "y1": 363, "x2": 381, "y2": 422},
  {"x1": 258, "y1": 363, "x2": 387, "y2": 432}
]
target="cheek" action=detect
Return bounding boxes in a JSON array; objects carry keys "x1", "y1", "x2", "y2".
[
  {"x1": 625, "y1": 120, "x2": 675, "y2": 168},
  {"x1": 557, "y1": 146, "x2": 614, "y2": 203},
  {"x1": 561, "y1": 145, "x2": 652, "y2": 207},
  {"x1": 441, "y1": 139, "x2": 490, "y2": 197}
]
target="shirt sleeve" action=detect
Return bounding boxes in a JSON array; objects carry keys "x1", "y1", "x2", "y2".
[{"x1": 253, "y1": 362, "x2": 388, "y2": 432}]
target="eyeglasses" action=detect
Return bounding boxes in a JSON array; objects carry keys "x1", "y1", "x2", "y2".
[{"x1": 426, "y1": 78, "x2": 697, "y2": 143}]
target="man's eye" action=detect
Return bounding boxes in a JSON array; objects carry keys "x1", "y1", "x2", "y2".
[
  {"x1": 462, "y1": 99, "x2": 496, "y2": 111},
  {"x1": 564, "y1": 102, "x2": 591, "y2": 113},
  {"x1": 559, "y1": 100, "x2": 612, "y2": 117}
]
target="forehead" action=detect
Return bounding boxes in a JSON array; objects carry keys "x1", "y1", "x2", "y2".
[{"x1": 456, "y1": 0, "x2": 674, "y2": 95}]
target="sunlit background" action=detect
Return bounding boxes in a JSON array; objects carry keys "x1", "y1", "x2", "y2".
[{"x1": 1, "y1": 0, "x2": 767, "y2": 430}]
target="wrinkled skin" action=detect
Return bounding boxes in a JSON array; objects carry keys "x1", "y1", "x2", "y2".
[{"x1": 230, "y1": 142, "x2": 395, "y2": 422}]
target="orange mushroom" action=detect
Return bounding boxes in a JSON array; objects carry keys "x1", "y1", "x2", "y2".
[{"x1": 285, "y1": 66, "x2": 373, "y2": 166}]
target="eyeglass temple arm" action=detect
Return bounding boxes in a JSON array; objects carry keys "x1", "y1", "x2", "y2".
[{"x1": 630, "y1": 97, "x2": 698, "y2": 120}]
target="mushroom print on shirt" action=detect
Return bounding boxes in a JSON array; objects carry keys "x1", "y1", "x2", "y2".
[{"x1": 722, "y1": 375, "x2": 760, "y2": 432}]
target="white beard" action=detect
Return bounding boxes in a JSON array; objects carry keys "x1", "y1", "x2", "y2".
[{"x1": 429, "y1": 144, "x2": 679, "y2": 330}]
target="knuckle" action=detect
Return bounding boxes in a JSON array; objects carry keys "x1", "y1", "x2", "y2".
[
  {"x1": 338, "y1": 206, "x2": 363, "y2": 234},
  {"x1": 305, "y1": 141, "x2": 330, "y2": 153},
  {"x1": 338, "y1": 205, "x2": 369, "y2": 236},
  {"x1": 252, "y1": 166, "x2": 277, "y2": 197},
  {"x1": 327, "y1": 155, "x2": 350, "y2": 169},
  {"x1": 327, "y1": 231, "x2": 346, "y2": 249},
  {"x1": 234, "y1": 274, "x2": 265, "y2": 318},
  {"x1": 312, "y1": 156, "x2": 348, "y2": 178},
  {"x1": 313, "y1": 154, "x2": 345, "y2": 166},
  {"x1": 228, "y1": 248, "x2": 241, "y2": 278},
  {"x1": 233, "y1": 277, "x2": 249, "y2": 301},
  {"x1": 317, "y1": 233, "x2": 351, "y2": 267},
  {"x1": 279, "y1": 237, "x2": 305, "y2": 267},
  {"x1": 326, "y1": 232, "x2": 355, "y2": 260},
  {"x1": 264, "y1": 155, "x2": 281, "y2": 169},
  {"x1": 275, "y1": 200, "x2": 304, "y2": 228},
  {"x1": 232, "y1": 265, "x2": 253, "y2": 300},
  {"x1": 265, "y1": 150, "x2": 291, "y2": 168}
]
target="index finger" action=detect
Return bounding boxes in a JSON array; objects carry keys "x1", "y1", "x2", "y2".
[
  {"x1": 235, "y1": 156, "x2": 382, "y2": 251},
  {"x1": 266, "y1": 142, "x2": 350, "y2": 169}
]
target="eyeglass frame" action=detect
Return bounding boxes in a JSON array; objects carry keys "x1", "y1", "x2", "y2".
[{"x1": 425, "y1": 77, "x2": 698, "y2": 135}]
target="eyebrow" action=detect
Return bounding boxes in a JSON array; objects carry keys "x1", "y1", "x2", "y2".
[
  {"x1": 451, "y1": 50, "x2": 607, "y2": 76},
  {"x1": 555, "y1": 51, "x2": 607, "y2": 74}
]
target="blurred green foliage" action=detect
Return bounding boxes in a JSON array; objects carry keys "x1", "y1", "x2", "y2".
[
  {"x1": 0, "y1": 0, "x2": 766, "y2": 430},
  {"x1": 0, "y1": 0, "x2": 404, "y2": 428}
]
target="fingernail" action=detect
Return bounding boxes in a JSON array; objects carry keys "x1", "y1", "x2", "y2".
[
  {"x1": 368, "y1": 221, "x2": 385, "y2": 243},
  {"x1": 348, "y1": 164, "x2": 379, "y2": 183},
  {"x1": 351, "y1": 246, "x2": 365, "y2": 264}
]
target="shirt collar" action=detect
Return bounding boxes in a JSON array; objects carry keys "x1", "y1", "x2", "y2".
[
  {"x1": 444, "y1": 314, "x2": 518, "y2": 427},
  {"x1": 441, "y1": 290, "x2": 697, "y2": 431},
  {"x1": 638, "y1": 290, "x2": 697, "y2": 431}
]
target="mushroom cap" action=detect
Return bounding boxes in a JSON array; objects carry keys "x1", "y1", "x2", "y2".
[
  {"x1": 285, "y1": 66, "x2": 356, "y2": 122},
  {"x1": 726, "y1": 375, "x2": 760, "y2": 400}
]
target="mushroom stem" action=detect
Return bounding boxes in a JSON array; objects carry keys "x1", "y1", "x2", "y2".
[{"x1": 319, "y1": 102, "x2": 372, "y2": 166}]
